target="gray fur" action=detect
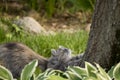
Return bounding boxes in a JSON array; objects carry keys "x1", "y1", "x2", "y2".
[
  {"x1": 67, "y1": 53, "x2": 84, "y2": 66},
  {"x1": 47, "y1": 46, "x2": 72, "y2": 71},
  {"x1": 0, "y1": 42, "x2": 48, "y2": 78},
  {"x1": 47, "y1": 46, "x2": 84, "y2": 71}
]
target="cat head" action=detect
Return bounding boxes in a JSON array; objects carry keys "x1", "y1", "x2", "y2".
[
  {"x1": 47, "y1": 46, "x2": 72, "y2": 71},
  {"x1": 51, "y1": 46, "x2": 71, "y2": 58}
]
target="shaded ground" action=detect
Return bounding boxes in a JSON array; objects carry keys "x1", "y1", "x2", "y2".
[
  {"x1": 0, "y1": 1, "x2": 92, "y2": 33},
  {"x1": 21, "y1": 9, "x2": 92, "y2": 32}
]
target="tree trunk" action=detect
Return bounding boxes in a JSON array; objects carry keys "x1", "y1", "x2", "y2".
[{"x1": 80, "y1": 0, "x2": 120, "y2": 70}]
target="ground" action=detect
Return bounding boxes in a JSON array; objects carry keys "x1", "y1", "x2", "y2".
[
  {"x1": 0, "y1": 2, "x2": 92, "y2": 33},
  {"x1": 24, "y1": 9, "x2": 92, "y2": 33}
]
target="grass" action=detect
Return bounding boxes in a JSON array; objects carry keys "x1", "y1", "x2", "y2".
[
  {"x1": 0, "y1": 18, "x2": 88, "y2": 58},
  {"x1": 0, "y1": 30, "x2": 88, "y2": 57}
]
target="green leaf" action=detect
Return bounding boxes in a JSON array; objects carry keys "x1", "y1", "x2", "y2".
[
  {"x1": 95, "y1": 63, "x2": 111, "y2": 80},
  {"x1": 113, "y1": 62, "x2": 120, "y2": 80},
  {"x1": 83, "y1": 76, "x2": 98, "y2": 80},
  {"x1": 36, "y1": 69, "x2": 55, "y2": 80},
  {"x1": 108, "y1": 65, "x2": 115, "y2": 79},
  {"x1": 35, "y1": 72, "x2": 46, "y2": 80},
  {"x1": 34, "y1": 66, "x2": 42, "y2": 77},
  {"x1": 44, "y1": 69, "x2": 55, "y2": 76},
  {"x1": 0, "y1": 65, "x2": 13, "y2": 80},
  {"x1": 95, "y1": 72, "x2": 110, "y2": 80},
  {"x1": 85, "y1": 62, "x2": 97, "y2": 77},
  {"x1": 64, "y1": 71, "x2": 81, "y2": 80},
  {"x1": 20, "y1": 59, "x2": 38, "y2": 80},
  {"x1": 12, "y1": 24, "x2": 21, "y2": 32},
  {"x1": 48, "y1": 75, "x2": 68, "y2": 80},
  {"x1": 6, "y1": 33, "x2": 12, "y2": 39},
  {"x1": 67, "y1": 66, "x2": 87, "y2": 78}
]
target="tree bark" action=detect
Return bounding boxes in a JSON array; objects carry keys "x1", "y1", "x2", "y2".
[{"x1": 80, "y1": 0, "x2": 120, "y2": 70}]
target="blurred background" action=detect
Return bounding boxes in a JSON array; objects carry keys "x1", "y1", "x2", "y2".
[
  {"x1": 0, "y1": 0, "x2": 95, "y2": 57},
  {"x1": 0, "y1": 0, "x2": 95, "y2": 31}
]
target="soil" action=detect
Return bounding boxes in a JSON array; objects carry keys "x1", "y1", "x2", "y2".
[{"x1": 25, "y1": 10, "x2": 92, "y2": 33}]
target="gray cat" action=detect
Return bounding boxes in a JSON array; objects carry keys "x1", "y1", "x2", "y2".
[{"x1": 47, "y1": 46, "x2": 84, "y2": 71}]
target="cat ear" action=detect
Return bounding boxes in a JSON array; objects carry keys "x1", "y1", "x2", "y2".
[{"x1": 51, "y1": 49, "x2": 57, "y2": 56}]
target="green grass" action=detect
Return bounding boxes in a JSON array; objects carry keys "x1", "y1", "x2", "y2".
[
  {"x1": 0, "y1": 30, "x2": 88, "y2": 57},
  {"x1": 0, "y1": 18, "x2": 88, "y2": 57}
]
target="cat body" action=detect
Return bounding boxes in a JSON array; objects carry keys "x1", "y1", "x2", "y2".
[
  {"x1": 0, "y1": 42, "x2": 48, "y2": 78},
  {"x1": 67, "y1": 53, "x2": 84, "y2": 66}
]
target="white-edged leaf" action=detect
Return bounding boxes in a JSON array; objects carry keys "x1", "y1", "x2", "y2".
[
  {"x1": 0, "y1": 65, "x2": 13, "y2": 80},
  {"x1": 67, "y1": 66, "x2": 87, "y2": 78},
  {"x1": 43, "y1": 69, "x2": 55, "y2": 77},
  {"x1": 35, "y1": 72, "x2": 46, "y2": 80},
  {"x1": 85, "y1": 62, "x2": 97, "y2": 77},
  {"x1": 95, "y1": 72, "x2": 109, "y2": 80},
  {"x1": 64, "y1": 71, "x2": 81, "y2": 80},
  {"x1": 36, "y1": 68, "x2": 55, "y2": 80},
  {"x1": 83, "y1": 76, "x2": 98, "y2": 80},
  {"x1": 20, "y1": 59, "x2": 38, "y2": 80},
  {"x1": 113, "y1": 62, "x2": 120, "y2": 80},
  {"x1": 95, "y1": 63, "x2": 111, "y2": 80},
  {"x1": 108, "y1": 65, "x2": 115, "y2": 79}
]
